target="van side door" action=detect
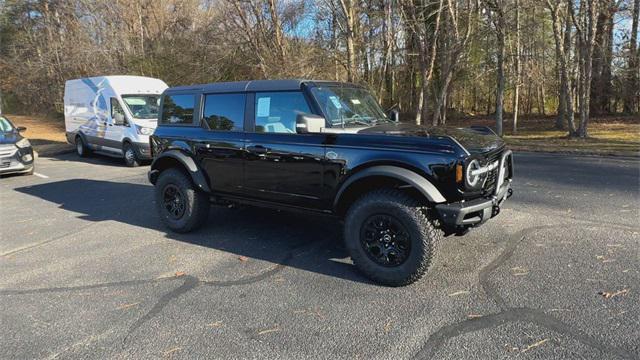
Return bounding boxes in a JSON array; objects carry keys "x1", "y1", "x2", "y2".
[{"x1": 243, "y1": 91, "x2": 327, "y2": 210}]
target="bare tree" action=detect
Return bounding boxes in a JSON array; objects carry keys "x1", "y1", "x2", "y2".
[{"x1": 572, "y1": 0, "x2": 601, "y2": 137}]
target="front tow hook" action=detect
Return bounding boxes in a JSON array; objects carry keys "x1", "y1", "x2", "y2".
[{"x1": 492, "y1": 205, "x2": 500, "y2": 218}]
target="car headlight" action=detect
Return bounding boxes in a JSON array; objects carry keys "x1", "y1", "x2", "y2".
[
  {"x1": 463, "y1": 156, "x2": 500, "y2": 191},
  {"x1": 16, "y1": 138, "x2": 31, "y2": 149},
  {"x1": 136, "y1": 126, "x2": 154, "y2": 135}
]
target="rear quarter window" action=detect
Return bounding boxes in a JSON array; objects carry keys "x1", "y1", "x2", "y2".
[{"x1": 161, "y1": 94, "x2": 196, "y2": 125}]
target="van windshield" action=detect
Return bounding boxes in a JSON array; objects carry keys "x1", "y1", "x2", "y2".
[
  {"x1": 310, "y1": 86, "x2": 390, "y2": 127},
  {"x1": 0, "y1": 117, "x2": 14, "y2": 132},
  {"x1": 122, "y1": 95, "x2": 161, "y2": 119}
]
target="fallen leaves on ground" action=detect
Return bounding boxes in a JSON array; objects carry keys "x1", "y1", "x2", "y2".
[
  {"x1": 293, "y1": 307, "x2": 325, "y2": 320},
  {"x1": 162, "y1": 347, "x2": 181, "y2": 357},
  {"x1": 384, "y1": 320, "x2": 393, "y2": 333},
  {"x1": 448, "y1": 290, "x2": 470, "y2": 297},
  {"x1": 599, "y1": 288, "x2": 630, "y2": 299},
  {"x1": 175, "y1": 271, "x2": 185, "y2": 277},
  {"x1": 467, "y1": 314, "x2": 483, "y2": 319},
  {"x1": 511, "y1": 266, "x2": 529, "y2": 276},
  {"x1": 117, "y1": 302, "x2": 140, "y2": 310},
  {"x1": 521, "y1": 338, "x2": 549, "y2": 353},
  {"x1": 206, "y1": 321, "x2": 223, "y2": 328},
  {"x1": 238, "y1": 256, "x2": 249, "y2": 262}
]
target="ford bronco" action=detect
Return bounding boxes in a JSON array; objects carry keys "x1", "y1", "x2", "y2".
[{"x1": 148, "y1": 80, "x2": 513, "y2": 286}]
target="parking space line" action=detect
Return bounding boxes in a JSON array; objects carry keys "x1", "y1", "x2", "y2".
[{"x1": 33, "y1": 172, "x2": 49, "y2": 179}]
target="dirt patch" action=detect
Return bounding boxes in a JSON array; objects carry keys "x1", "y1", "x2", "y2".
[
  {"x1": 5, "y1": 114, "x2": 73, "y2": 156},
  {"x1": 447, "y1": 115, "x2": 640, "y2": 157}
]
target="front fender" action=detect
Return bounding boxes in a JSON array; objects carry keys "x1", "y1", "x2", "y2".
[
  {"x1": 149, "y1": 150, "x2": 211, "y2": 193},
  {"x1": 333, "y1": 165, "x2": 447, "y2": 208}
]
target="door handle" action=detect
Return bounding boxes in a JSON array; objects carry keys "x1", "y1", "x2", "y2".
[{"x1": 194, "y1": 142, "x2": 211, "y2": 149}]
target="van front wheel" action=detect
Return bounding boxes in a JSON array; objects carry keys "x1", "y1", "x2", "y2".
[
  {"x1": 75, "y1": 136, "x2": 92, "y2": 157},
  {"x1": 123, "y1": 143, "x2": 140, "y2": 167}
]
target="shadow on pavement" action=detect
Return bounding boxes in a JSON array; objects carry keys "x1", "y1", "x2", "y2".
[
  {"x1": 15, "y1": 179, "x2": 368, "y2": 284},
  {"x1": 45, "y1": 152, "x2": 151, "y2": 168}
]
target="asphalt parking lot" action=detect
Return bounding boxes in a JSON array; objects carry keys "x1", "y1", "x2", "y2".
[{"x1": 1, "y1": 152, "x2": 638, "y2": 359}]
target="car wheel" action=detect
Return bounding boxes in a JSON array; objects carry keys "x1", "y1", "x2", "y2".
[
  {"x1": 75, "y1": 136, "x2": 91, "y2": 157},
  {"x1": 123, "y1": 143, "x2": 140, "y2": 167},
  {"x1": 155, "y1": 168, "x2": 210, "y2": 233},
  {"x1": 344, "y1": 188, "x2": 441, "y2": 286}
]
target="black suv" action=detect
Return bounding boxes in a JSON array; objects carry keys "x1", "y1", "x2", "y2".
[{"x1": 149, "y1": 80, "x2": 513, "y2": 286}]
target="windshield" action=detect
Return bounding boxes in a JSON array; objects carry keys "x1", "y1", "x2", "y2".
[
  {"x1": 0, "y1": 117, "x2": 14, "y2": 132},
  {"x1": 310, "y1": 86, "x2": 389, "y2": 127},
  {"x1": 122, "y1": 95, "x2": 161, "y2": 119}
]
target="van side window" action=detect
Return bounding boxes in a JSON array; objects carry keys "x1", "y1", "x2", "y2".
[
  {"x1": 203, "y1": 93, "x2": 245, "y2": 131},
  {"x1": 161, "y1": 94, "x2": 195, "y2": 125},
  {"x1": 111, "y1": 98, "x2": 126, "y2": 124},
  {"x1": 254, "y1": 92, "x2": 311, "y2": 133}
]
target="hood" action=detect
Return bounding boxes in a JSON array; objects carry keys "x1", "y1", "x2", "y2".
[
  {"x1": 0, "y1": 131, "x2": 20, "y2": 145},
  {"x1": 130, "y1": 118, "x2": 158, "y2": 129},
  {"x1": 357, "y1": 122, "x2": 504, "y2": 154}
]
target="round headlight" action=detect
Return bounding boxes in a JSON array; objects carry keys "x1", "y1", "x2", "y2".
[{"x1": 465, "y1": 159, "x2": 481, "y2": 188}]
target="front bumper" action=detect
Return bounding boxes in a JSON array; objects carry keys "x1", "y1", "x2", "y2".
[
  {"x1": 0, "y1": 145, "x2": 34, "y2": 175},
  {"x1": 436, "y1": 150, "x2": 513, "y2": 229},
  {"x1": 133, "y1": 142, "x2": 152, "y2": 160},
  {"x1": 436, "y1": 180, "x2": 512, "y2": 227}
]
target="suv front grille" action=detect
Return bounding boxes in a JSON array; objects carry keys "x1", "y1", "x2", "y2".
[{"x1": 481, "y1": 149, "x2": 503, "y2": 194}]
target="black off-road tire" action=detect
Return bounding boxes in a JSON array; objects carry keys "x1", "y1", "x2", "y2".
[
  {"x1": 123, "y1": 142, "x2": 140, "y2": 167},
  {"x1": 75, "y1": 136, "x2": 92, "y2": 157},
  {"x1": 155, "y1": 168, "x2": 210, "y2": 233},
  {"x1": 344, "y1": 188, "x2": 441, "y2": 286}
]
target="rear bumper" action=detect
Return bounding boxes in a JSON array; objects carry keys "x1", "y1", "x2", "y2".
[{"x1": 436, "y1": 180, "x2": 512, "y2": 228}]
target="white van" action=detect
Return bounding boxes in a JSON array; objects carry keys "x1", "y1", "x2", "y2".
[{"x1": 64, "y1": 76, "x2": 168, "y2": 166}]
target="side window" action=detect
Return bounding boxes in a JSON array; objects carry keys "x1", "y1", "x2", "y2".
[
  {"x1": 254, "y1": 92, "x2": 311, "y2": 133},
  {"x1": 110, "y1": 98, "x2": 126, "y2": 124},
  {"x1": 203, "y1": 93, "x2": 245, "y2": 131},
  {"x1": 161, "y1": 94, "x2": 195, "y2": 125}
]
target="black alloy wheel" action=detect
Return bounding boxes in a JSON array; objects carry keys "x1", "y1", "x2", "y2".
[
  {"x1": 360, "y1": 214, "x2": 411, "y2": 267},
  {"x1": 162, "y1": 184, "x2": 186, "y2": 220}
]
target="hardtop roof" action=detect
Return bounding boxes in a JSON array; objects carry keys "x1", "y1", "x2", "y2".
[{"x1": 164, "y1": 79, "x2": 362, "y2": 94}]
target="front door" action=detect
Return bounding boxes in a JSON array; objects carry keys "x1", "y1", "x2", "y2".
[
  {"x1": 243, "y1": 91, "x2": 326, "y2": 209},
  {"x1": 103, "y1": 97, "x2": 127, "y2": 153}
]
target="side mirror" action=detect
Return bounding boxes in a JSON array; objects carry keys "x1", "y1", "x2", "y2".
[
  {"x1": 114, "y1": 112, "x2": 125, "y2": 126},
  {"x1": 16, "y1": 126, "x2": 27, "y2": 132},
  {"x1": 296, "y1": 113, "x2": 325, "y2": 134},
  {"x1": 388, "y1": 109, "x2": 400, "y2": 122}
]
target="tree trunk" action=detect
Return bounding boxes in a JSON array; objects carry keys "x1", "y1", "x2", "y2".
[
  {"x1": 512, "y1": 0, "x2": 520, "y2": 134},
  {"x1": 493, "y1": 4, "x2": 506, "y2": 136},
  {"x1": 625, "y1": 0, "x2": 639, "y2": 113},
  {"x1": 339, "y1": 0, "x2": 357, "y2": 82}
]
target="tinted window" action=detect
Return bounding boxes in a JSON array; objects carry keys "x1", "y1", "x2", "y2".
[
  {"x1": 161, "y1": 94, "x2": 195, "y2": 125},
  {"x1": 255, "y1": 92, "x2": 311, "y2": 133},
  {"x1": 203, "y1": 93, "x2": 246, "y2": 131}
]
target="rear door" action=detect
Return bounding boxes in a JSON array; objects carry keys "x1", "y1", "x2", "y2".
[
  {"x1": 194, "y1": 92, "x2": 247, "y2": 194},
  {"x1": 243, "y1": 91, "x2": 327, "y2": 209}
]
